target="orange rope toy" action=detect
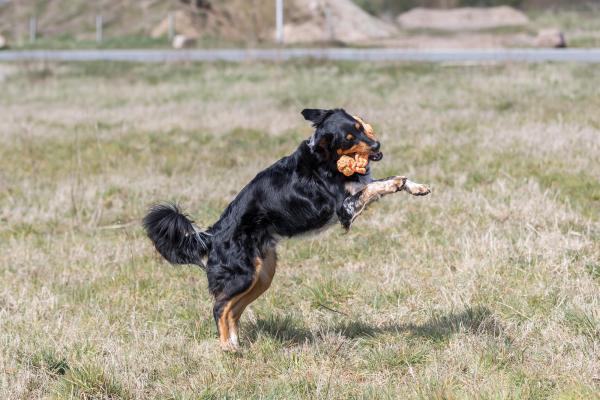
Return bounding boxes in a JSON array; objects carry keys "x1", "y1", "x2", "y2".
[
  {"x1": 336, "y1": 115, "x2": 377, "y2": 176},
  {"x1": 337, "y1": 153, "x2": 369, "y2": 176}
]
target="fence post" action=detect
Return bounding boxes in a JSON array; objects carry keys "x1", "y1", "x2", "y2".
[
  {"x1": 168, "y1": 13, "x2": 175, "y2": 40},
  {"x1": 275, "y1": 0, "x2": 284, "y2": 44},
  {"x1": 96, "y1": 15, "x2": 103, "y2": 44},
  {"x1": 29, "y1": 17, "x2": 37, "y2": 43},
  {"x1": 324, "y1": 3, "x2": 334, "y2": 41}
]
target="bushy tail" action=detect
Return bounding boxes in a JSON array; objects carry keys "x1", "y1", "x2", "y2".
[{"x1": 143, "y1": 203, "x2": 211, "y2": 267}]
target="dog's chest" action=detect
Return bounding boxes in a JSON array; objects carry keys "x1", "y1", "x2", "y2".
[{"x1": 293, "y1": 214, "x2": 338, "y2": 239}]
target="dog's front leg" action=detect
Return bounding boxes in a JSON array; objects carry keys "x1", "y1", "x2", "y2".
[{"x1": 338, "y1": 176, "x2": 430, "y2": 229}]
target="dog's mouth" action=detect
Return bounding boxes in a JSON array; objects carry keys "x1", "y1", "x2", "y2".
[{"x1": 369, "y1": 151, "x2": 383, "y2": 162}]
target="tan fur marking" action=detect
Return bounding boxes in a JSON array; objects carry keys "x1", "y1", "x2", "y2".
[
  {"x1": 218, "y1": 249, "x2": 277, "y2": 351},
  {"x1": 239, "y1": 251, "x2": 276, "y2": 312},
  {"x1": 218, "y1": 315, "x2": 230, "y2": 348},
  {"x1": 217, "y1": 275, "x2": 259, "y2": 350},
  {"x1": 337, "y1": 141, "x2": 372, "y2": 156}
]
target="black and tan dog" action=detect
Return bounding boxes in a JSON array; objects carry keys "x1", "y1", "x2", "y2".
[{"x1": 143, "y1": 108, "x2": 430, "y2": 351}]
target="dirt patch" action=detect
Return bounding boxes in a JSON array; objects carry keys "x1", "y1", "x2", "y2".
[{"x1": 397, "y1": 6, "x2": 530, "y2": 31}]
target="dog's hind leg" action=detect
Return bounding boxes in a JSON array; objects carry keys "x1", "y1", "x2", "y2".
[
  {"x1": 339, "y1": 176, "x2": 430, "y2": 229},
  {"x1": 212, "y1": 248, "x2": 277, "y2": 351},
  {"x1": 227, "y1": 248, "x2": 277, "y2": 350},
  {"x1": 214, "y1": 291, "x2": 246, "y2": 351}
]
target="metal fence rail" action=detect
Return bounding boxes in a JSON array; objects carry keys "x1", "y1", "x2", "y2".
[{"x1": 2, "y1": 48, "x2": 600, "y2": 63}]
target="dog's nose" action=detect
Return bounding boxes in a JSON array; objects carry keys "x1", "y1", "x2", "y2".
[{"x1": 371, "y1": 142, "x2": 380, "y2": 152}]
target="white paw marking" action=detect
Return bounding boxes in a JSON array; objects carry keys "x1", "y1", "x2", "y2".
[{"x1": 404, "y1": 180, "x2": 431, "y2": 196}]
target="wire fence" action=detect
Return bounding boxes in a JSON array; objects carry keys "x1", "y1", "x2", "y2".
[
  {"x1": 1, "y1": 1, "x2": 286, "y2": 47},
  {"x1": 21, "y1": 13, "x2": 188, "y2": 45}
]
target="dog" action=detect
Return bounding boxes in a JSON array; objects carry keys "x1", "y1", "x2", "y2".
[{"x1": 143, "y1": 108, "x2": 430, "y2": 351}]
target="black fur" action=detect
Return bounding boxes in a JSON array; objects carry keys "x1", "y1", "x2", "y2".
[
  {"x1": 143, "y1": 203, "x2": 211, "y2": 267},
  {"x1": 143, "y1": 108, "x2": 383, "y2": 343}
]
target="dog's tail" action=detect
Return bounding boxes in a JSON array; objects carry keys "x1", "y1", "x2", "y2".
[{"x1": 143, "y1": 203, "x2": 212, "y2": 267}]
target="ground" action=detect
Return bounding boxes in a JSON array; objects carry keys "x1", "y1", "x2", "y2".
[{"x1": 0, "y1": 60, "x2": 599, "y2": 399}]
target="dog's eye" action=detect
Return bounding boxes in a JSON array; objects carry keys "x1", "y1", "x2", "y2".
[{"x1": 346, "y1": 134, "x2": 354, "y2": 141}]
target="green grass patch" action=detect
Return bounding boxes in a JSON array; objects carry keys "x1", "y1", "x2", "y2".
[
  {"x1": 564, "y1": 308, "x2": 600, "y2": 341},
  {"x1": 26, "y1": 348, "x2": 70, "y2": 377},
  {"x1": 465, "y1": 148, "x2": 600, "y2": 219},
  {"x1": 586, "y1": 262, "x2": 600, "y2": 281},
  {"x1": 362, "y1": 343, "x2": 429, "y2": 372},
  {"x1": 306, "y1": 277, "x2": 357, "y2": 309},
  {"x1": 53, "y1": 364, "x2": 131, "y2": 399}
]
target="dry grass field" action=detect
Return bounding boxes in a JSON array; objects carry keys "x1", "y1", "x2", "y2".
[{"x1": 0, "y1": 60, "x2": 599, "y2": 399}]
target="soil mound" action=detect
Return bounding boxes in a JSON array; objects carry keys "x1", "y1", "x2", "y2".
[
  {"x1": 397, "y1": 6, "x2": 529, "y2": 31},
  {"x1": 284, "y1": 0, "x2": 397, "y2": 44}
]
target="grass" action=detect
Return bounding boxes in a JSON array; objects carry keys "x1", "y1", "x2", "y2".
[
  {"x1": 0, "y1": 60, "x2": 599, "y2": 399},
  {"x1": 14, "y1": 34, "x2": 169, "y2": 50}
]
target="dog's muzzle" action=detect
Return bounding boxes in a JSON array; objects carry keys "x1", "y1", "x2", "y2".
[
  {"x1": 368, "y1": 142, "x2": 382, "y2": 161},
  {"x1": 369, "y1": 152, "x2": 383, "y2": 161}
]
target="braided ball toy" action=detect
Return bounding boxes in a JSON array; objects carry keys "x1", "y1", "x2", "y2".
[{"x1": 337, "y1": 153, "x2": 369, "y2": 176}]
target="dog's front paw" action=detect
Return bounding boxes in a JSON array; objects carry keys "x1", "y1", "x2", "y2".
[
  {"x1": 388, "y1": 176, "x2": 407, "y2": 191},
  {"x1": 404, "y1": 180, "x2": 431, "y2": 196}
]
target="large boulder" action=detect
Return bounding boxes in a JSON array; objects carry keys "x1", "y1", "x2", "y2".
[
  {"x1": 397, "y1": 6, "x2": 529, "y2": 31},
  {"x1": 282, "y1": 0, "x2": 397, "y2": 44},
  {"x1": 535, "y1": 29, "x2": 566, "y2": 48}
]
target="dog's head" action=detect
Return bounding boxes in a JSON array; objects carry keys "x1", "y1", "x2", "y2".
[{"x1": 302, "y1": 108, "x2": 383, "y2": 163}]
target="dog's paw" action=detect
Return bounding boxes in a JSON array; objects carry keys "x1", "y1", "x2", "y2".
[
  {"x1": 219, "y1": 334, "x2": 241, "y2": 353},
  {"x1": 404, "y1": 180, "x2": 431, "y2": 196},
  {"x1": 220, "y1": 341, "x2": 240, "y2": 353},
  {"x1": 389, "y1": 176, "x2": 407, "y2": 191}
]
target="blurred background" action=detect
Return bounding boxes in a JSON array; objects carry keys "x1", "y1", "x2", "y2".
[{"x1": 0, "y1": 0, "x2": 599, "y2": 50}]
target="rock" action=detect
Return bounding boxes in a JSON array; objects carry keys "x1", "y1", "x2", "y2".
[
  {"x1": 535, "y1": 29, "x2": 566, "y2": 48},
  {"x1": 397, "y1": 6, "x2": 529, "y2": 31},
  {"x1": 282, "y1": 0, "x2": 397, "y2": 44},
  {"x1": 172, "y1": 34, "x2": 196, "y2": 49},
  {"x1": 151, "y1": 10, "x2": 201, "y2": 39},
  {"x1": 0, "y1": 35, "x2": 7, "y2": 49}
]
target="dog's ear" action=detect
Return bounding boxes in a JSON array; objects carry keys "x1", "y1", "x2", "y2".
[
  {"x1": 301, "y1": 109, "x2": 331, "y2": 126},
  {"x1": 303, "y1": 109, "x2": 336, "y2": 153}
]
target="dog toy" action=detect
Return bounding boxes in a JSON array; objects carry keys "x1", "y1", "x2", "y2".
[{"x1": 337, "y1": 153, "x2": 369, "y2": 176}]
